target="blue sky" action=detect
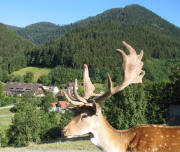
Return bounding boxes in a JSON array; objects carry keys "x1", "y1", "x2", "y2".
[{"x1": 0, "y1": 0, "x2": 179, "y2": 28}]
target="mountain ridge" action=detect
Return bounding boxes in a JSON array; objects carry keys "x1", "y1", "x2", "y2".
[{"x1": 6, "y1": 4, "x2": 180, "y2": 44}]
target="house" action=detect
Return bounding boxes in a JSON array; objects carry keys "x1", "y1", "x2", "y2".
[
  {"x1": 42, "y1": 86, "x2": 59, "y2": 96},
  {"x1": 51, "y1": 101, "x2": 70, "y2": 112},
  {"x1": 4, "y1": 82, "x2": 45, "y2": 97}
]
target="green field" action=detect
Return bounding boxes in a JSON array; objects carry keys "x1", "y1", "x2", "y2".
[
  {"x1": 0, "y1": 107, "x2": 14, "y2": 131},
  {"x1": 1, "y1": 138, "x2": 100, "y2": 151},
  {"x1": 11, "y1": 67, "x2": 51, "y2": 82}
]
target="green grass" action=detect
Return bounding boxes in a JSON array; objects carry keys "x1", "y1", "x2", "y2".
[
  {"x1": 0, "y1": 107, "x2": 14, "y2": 130},
  {"x1": 1, "y1": 138, "x2": 100, "y2": 151},
  {"x1": 11, "y1": 67, "x2": 51, "y2": 82}
]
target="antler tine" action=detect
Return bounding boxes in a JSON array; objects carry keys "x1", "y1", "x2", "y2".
[
  {"x1": 64, "y1": 64, "x2": 102, "y2": 106},
  {"x1": 83, "y1": 64, "x2": 102, "y2": 99},
  {"x1": 116, "y1": 43, "x2": 145, "y2": 85},
  {"x1": 73, "y1": 79, "x2": 88, "y2": 103},
  {"x1": 94, "y1": 41, "x2": 145, "y2": 103},
  {"x1": 122, "y1": 41, "x2": 136, "y2": 54},
  {"x1": 67, "y1": 89, "x2": 76, "y2": 101},
  {"x1": 62, "y1": 90, "x2": 84, "y2": 106}
]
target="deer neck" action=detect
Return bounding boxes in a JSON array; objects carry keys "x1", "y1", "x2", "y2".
[{"x1": 90, "y1": 114, "x2": 133, "y2": 152}]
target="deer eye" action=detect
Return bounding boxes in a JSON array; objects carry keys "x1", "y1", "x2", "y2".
[{"x1": 80, "y1": 113, "x2": 88, "y2": 120}]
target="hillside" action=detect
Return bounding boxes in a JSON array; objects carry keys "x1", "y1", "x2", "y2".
[
  {"x1": 6, "y1": 24, "x2": 22, "y2": 33},
  {"x1": 11, "y1": 67, "x2": 51, "y2": 82},
  {"x1": 26, "y1": 22, "x2": 180, "y2": 66},
  {"x1": 26, "y1": 22, "x2": 180, "y2": 82},
  {"x1": 11, "y1": 22, "x2": 62, "y2": 45},
  {"x1": 7, "y1": 21, "x2": 72, "y2": 45},
  {"x1": 7, "y1": 4, "x2": 180, "y2": 44},
  {"x1": 74, "y1": 4, "x2": 180, "y2": 40},
  {"x1": 0, "y1": 24, "x2": 34, "y2": 73}
]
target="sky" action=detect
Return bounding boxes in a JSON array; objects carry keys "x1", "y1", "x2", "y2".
[{"x1": 0, "y1": 0, "x2": 179, "y2": 28}]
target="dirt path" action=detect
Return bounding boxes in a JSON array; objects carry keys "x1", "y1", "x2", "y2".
[{"x1": 0, "y1": 105, "x2": 14, "y2": 110}]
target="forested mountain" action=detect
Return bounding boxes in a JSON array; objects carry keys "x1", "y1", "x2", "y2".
[
  {"x1": 7, "y1": 22, "x2": 65, "y2": 45},
  {"x1": 6, "y1": 24, "x2": 22, "y2": 33},
  {"x1": 7, "y1": 4, "x2": 180, "y2": 44},
  {"x1": 2, "y1": 4, "x2": 180, "y2": 82},
  {"x1": 0, "y1": 24, "x2": 34, "y2": 73},
  {"x1": 74, "y1": 4, "x2": 180, "y2": 40},
  {"x1": 26, "y1": 22, "x2": 180, "y2": 82}
]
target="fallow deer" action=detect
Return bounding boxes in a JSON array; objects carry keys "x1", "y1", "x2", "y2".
[{"x1": 62, "y1": 41, "x2": 180, "y2": 152}]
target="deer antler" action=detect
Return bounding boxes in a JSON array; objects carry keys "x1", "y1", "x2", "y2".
[
  {"x1": 64, "y1": 41, "x2": 145, "y2": 105},
  {"x1": 83, "y1": 64, "x2": 102, "y2": 99},
  {"x1": 94, "y1": 41, "x2": 145, "y2": 103}
]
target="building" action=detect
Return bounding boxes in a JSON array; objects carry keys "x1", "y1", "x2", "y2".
[
  {"x1": 51, "y1": 101, "x2": 70, "y2": 112},
  {"x1": 4, "y1": 82, "x2": 44, "y2": 96},
  {"x1": 42, "y1": 86, "x2": 59, "y2": 96}
]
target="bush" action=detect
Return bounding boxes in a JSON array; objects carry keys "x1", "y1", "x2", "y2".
[
  {"x1": 9, "y1": 75, "x2": 24, "y2": 82},
  {"x1": 24, "y1": 71, "x2": 34, "y2": 83},
  {"x1": 145, "y1": 82, "x2": 172, "y2": 124},
  {"x1": 0, "y1": 130, "x2": 9, "y2": 147},
  {"x1": 103, "y1": 84, "x2": 147, "y2": 129},
  {"x1": 7, "y1": 93, "x2": 72, "y2": 146},
  {"x1": 8, "y1": 94, "x2": 42, "y2": 146},
  {"x1": 38, "y1": 75, "x2": 51, "y2": 86},
  {"x1": 102, "y1": 81, "x2": 173, "y2": 129},
  {"x1": 40, "y1": 110, "x2": 72, "y2": 141}
]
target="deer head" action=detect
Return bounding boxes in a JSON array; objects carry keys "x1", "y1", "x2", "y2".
[{"x1": 62, "y1": 102, "x2": 103, "y2": 138}]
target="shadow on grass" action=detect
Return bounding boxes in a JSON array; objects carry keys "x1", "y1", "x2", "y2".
[{"x1": 41, "y1": 136, "x2": 90, "y2": 144}]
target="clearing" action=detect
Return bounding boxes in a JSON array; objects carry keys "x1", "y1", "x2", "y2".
[{"x1": 11, "y1": 67, "x2": 51, "y2": 82}]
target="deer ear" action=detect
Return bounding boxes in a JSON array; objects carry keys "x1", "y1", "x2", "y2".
[{"x1": 93, "y1": 101, "x2": 101, "y2": 116}]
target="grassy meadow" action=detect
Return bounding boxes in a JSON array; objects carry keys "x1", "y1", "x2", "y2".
[
  {"x1": 0, "y1": 107, "x2": 13, "y2": 131},
  {"x1": 11, "y1": 67, "x2": 51, "y2": 82},
  {"x1": 1, "y1": 138, "x2": 100, "y2": 151}
]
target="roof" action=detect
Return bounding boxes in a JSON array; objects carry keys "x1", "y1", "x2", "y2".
[
  {"x1": 4, "y1": 82, "x2": 41, "y2": 92},
  {"x1": 51, "y1": 101, "x2": 70, "y2": 110},
  {"x1": 59, "y1": 101, "x2": 70, "y2": 109}
]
